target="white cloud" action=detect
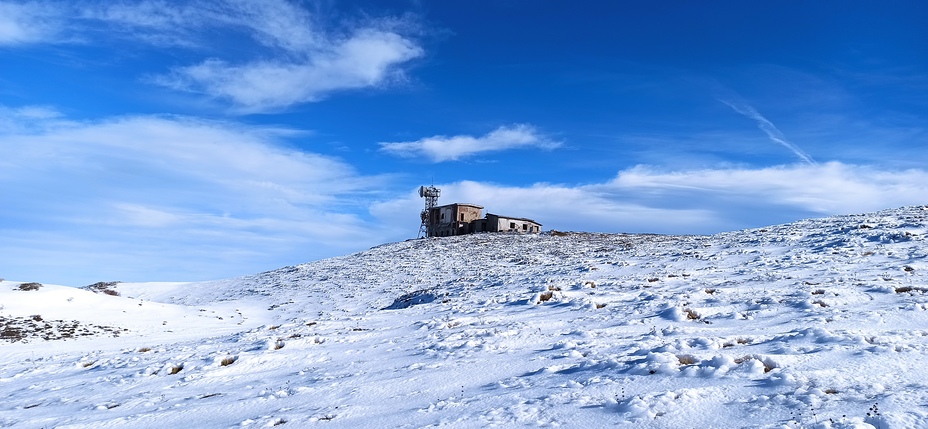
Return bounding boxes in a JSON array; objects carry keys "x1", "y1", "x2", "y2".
[
  {"x1": 156, "y1": 29, "x2": 423, "y2": 112},
  {"x1": 0, "y1": 2, "x2": 62, "y2": 45},
  {"x1": 0, "y1": 109, "x2": 395, "y2": 284},
  {"x1": 379, "y1": 124, "x2": 560, "y2": 162},
  {"x1": 2, "y1": 1, "x2": 424, "y2": 112},
  {"x1": 117, "y1": 0, "x2": 423, "y2": 112},
  {"x1": 372, "y1": 163, "x2": 928, "y2": 235}
]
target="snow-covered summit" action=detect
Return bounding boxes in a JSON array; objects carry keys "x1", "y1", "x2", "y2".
[{"x1": 2, "y1": 206, "x2": 928, "y2": 428}]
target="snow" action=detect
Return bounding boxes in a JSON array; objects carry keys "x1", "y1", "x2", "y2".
[{"x1": 3, "y1": 206, "x2": 928, "y2": 428}]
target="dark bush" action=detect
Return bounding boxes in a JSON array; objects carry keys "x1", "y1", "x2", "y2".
[{"x1": 17, "y1": 282, "x2": 42, "y2": 291}]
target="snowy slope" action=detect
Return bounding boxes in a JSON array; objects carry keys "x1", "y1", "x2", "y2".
[{"x1": 2, "y1": 206, "x2": 928, "y2": 428}]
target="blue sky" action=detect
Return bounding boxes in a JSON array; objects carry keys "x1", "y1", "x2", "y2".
[{"x1": 2, "y1": 1, "x2": 927, "y2": 285}]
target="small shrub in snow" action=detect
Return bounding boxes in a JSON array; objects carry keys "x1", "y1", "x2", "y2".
[
  {"x1": 683, "y1": 308, "x2": 701, "y2": 320},
  {"x1": 220, "y1": 356, "x2": 237, "y2": 366},
  {"x1": 676, "y1": 354, "x2": 697, "y2": 365},
  {"x1": 723, "y1": 338, "x2": 751, "y2": 348},
  {"x1": 169, "y1": 364, "x2": 183, "y2": 375},
  {"x1": 17, "y1": 282, "x2": 42, "y2": 291},
  {"x1": 537, "y1": 291, "x2": 553, "y2": 303},
  {"x1": 733, "y1": 355, "x2": 777, "y2": 373},
  {"x1": 273, "y1": 340, "x2": 285, "y2": 350},
  {"x1": 138, "y1": 347, "x2": 151, "y2": 353}
]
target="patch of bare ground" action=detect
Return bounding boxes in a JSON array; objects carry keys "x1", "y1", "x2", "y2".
[{"x1": 0, "y1": 316, "x2": 126, "y2": 342}]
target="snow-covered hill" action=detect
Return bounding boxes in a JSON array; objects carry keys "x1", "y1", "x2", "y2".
[{"x1": 3, "y1": 206, "x2": 928, "y2": 428}]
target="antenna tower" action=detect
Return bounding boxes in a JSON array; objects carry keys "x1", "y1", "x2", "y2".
[{"x1": 418, "y1": 185, "x2": 441, "y2": 238}]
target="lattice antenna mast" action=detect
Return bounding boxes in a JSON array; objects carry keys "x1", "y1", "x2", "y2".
[{"x1": 418, "y1": 185, "x2": 441, "y2": 238}]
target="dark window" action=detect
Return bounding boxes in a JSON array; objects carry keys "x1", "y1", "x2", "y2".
[
  {"x1": 461, "y1": 214, "x2": 465, "y2": 221},
  {"x1": 510, "y1": 222, "x2": 516, "y2": 229},
  {"x1": 523, "y1": 224, "x2": 527, "y2": 230}
]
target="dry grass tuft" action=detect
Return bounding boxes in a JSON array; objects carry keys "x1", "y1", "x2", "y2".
[
  {"x1": 220, "y1": 356, "x2": 237, "y2": 366},
  {"x1": 273, "y1": 340, "x2": 286, "y2": 350},
  {"x1": 138, "y1": 347, "x2": 151, "y2": 353},
  {"x1": 733, "y1": 355, "x2": 776, "y2": 372},
  {"x1": 676, "y1": 354, "x2": 697, "y2": 365},
  {"x1": 725, "y1": 337, "x2": 752, "y2": 348},
  {"x1": 81, "y1": 361, "x2": 95, "y2": 368},
  {"x1": 824, "y1": 388, "x2": 839, "y2": 394},
  {"x1": 550, "y1": 230, "x2": 569, "y2": 237},
  {"x1": 683, "y1": 308, "x2": 701, "y2": 320},
  {"x1": 811, "y1": 289, "x2": 826, "y2": 295},
  {"x1": 812, "y1": 300, "x2": 828, "y2": 307},
  {"x1": 547, "y1": 285, "x2": 561, "y2": 291},
  {"x1": 169, "y1": 364, "x2": 184, "y2": 375},
  {"x1": 595, "y1": 303, "x2": 607, "y2": 309},
  {"x1": 704, "y1": 288, "x2": 716, "y2": 295},
  {"x1": 537, "y1": 291, "x2": 554, "y2": 303},
  {"x1": 584, "y1": 281, "x2": 596, "y2": 288}
]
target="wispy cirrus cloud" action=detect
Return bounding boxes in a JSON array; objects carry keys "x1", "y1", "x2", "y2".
[
  {"x1": 379, "y1": 124, "x2": 560, "y2": 162},
  {"x1": 2, "y1": 0, "x2": 424, "y2": 112},
  {"x1": 0, "y1": 106, "x2": 394, "y2": 284},
  {"x1": 719, "y1": 98, "x2": 816, "y2": 165},
  {"x1": 0, "y1": 2, "x2": 63, "y2": 45}
]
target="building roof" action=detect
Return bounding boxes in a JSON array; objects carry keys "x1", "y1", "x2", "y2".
[
  {"x1": 433, "y1": 203, "x2": 484, "y2": 209},
  {"x1": 487, "y1": 213, "x2": 542, "y2": 226}
]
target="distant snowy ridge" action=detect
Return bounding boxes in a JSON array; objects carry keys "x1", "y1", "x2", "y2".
[{"x1": 2, "y1": 205, "x2": 928, "y2": 428}]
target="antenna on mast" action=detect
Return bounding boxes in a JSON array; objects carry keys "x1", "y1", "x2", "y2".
[{"x1": 417, "y1": 185, "x2": 441, "y2": 238}]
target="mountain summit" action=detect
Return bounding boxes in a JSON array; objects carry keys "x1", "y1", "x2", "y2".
[{"x1": 3, "y1": 206, "x2": 927, "y2": 428}]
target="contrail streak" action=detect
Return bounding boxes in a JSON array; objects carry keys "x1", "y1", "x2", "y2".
[{"x1": 719, "y1": 99, "x2": 816, "y2": 165}]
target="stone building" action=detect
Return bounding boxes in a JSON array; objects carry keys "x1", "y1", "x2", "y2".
[{"x1": 426, "y1": 203, "x2": 541, "y2": 237}]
